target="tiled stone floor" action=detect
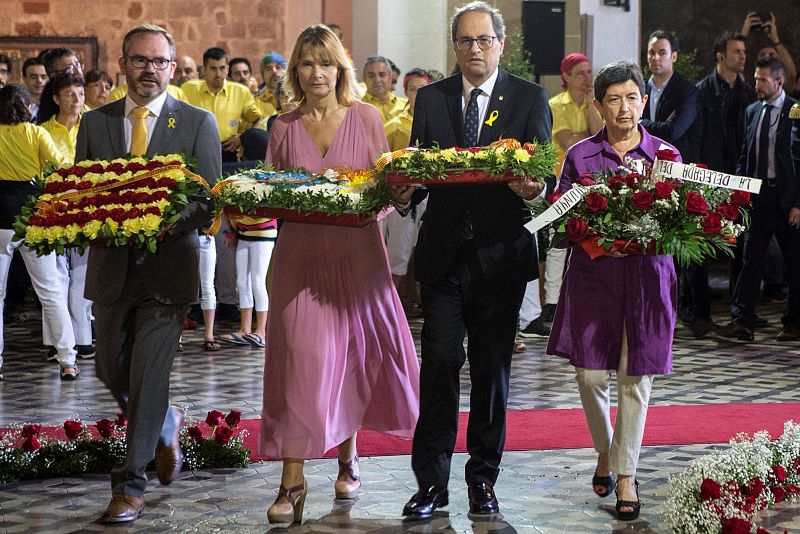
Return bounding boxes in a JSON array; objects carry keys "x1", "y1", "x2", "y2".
[{"x1": 1, "y1": 286, "x2": 800, "y2": 532}]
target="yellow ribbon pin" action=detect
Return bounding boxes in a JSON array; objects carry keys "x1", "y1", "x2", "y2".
[
  {"x1": 167, "y1": 117, "x2": 176, "y2": 128},
  {"x1": 484, "y1": 110, "x2": 498, "y2": 127}
]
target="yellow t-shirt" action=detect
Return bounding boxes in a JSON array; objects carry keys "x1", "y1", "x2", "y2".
[
  {"x1": 181, "y1": 79, "x2": 262, "y2": 141},
  {"x1": 0, "y1": 122, "x2": 68, "y2": 181},
  {"x1": 41, "y1": 115, "x2": 81, "y2": 164},
  {"x1": 384, "y1": 108, "x2": 413, "y2": 152},
  {"x1": 108, "y1": 83, "x2": 189, "y2": 104},
  {"x1": 362, "y1": 92, "x2": 408, "y2": 125},
  {"x1": 254, "y1": 90, "x2": 278, "y2": 127},
  {"x1": 549, "y1": 90, "x2": 590, "y2": 173}
]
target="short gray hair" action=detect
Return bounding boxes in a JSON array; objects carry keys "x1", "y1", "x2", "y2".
[
  {"x1": 364, "y1": 55, "x2": 392, "y2": 72},
  {"x1": 593, "y1": 61, "x2": 645, "y2": 102},
  {"x1": 122, "y1": 23, "x2": 176, "y2": 60},
  {"x1": 450, "y1": 1, "x2": 506, "y2": 42}
]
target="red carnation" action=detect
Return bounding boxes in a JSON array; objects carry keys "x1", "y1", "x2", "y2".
[
  {"x1": 115, "y1": 413, "x2": 128, "y2": 427},
  {"x1": 145, "y1": 160, "x2": 162, "y2": 170},
  {"x1": 134, "y1": 192, "x2": 151, "y2": 203},
  {"x1": 70, "y1": 166, "x2": 88, "y2": 177},
  {"x1": 109, "y1": 208, "x2": 127, "y2": 223},
  {"x1": 188, "y1": 425, "x2": 204, "y2": 443},
  {"x1": 685, "y1": 191, "x2": 708, "y2": 214},
  {"x1": 565, "y1": 217, "x2": 589, "y2": 242},
  {"x1": 730, "y1": 190, "x2": 751, "y2": 207},
  {"x1": 64, "y1": 420, "x2": 83, "y2": 440},
  {"x1": 654, "y1": 181, "x2": 675, "y2": 199},
  {"x1": 127, "y1": 162, "x2": 145, "y2": 172},
  {"x1": 577, "y1": 173, "x2": 596, "y2": 186},
  {"x1": 96, "y1": 418, "x2": 116, "y2": 438},
  {"x1": 699, "y1": 478, "x2": 722, "y2": 501},
  {"x1": 145, "y1": 206, "x2": 161, "y2": 216},
  {"x1": 76, "y1": 181, "x2": 93, "y2": 190},
  {"x1": 467, "y1": 147, "x2": 481, "y2": 153},
  {"x1": 107, "y1": 162, "x2": 125, "y2": 173},
  {"x1": 22, "y1": 435, "x2": 41, "y2": 452},
  {"x1": 56, "y1": 167, "x2": 70, "y2": 177},
  {"x1": 168, "y1": 160, "x2": 182, "y2": 166},
  {"x1": 128, "y1": 207, "x2": 142, "y2": 219},
  {"x1": 585, "y1": 192, "x2": 608, "y2": 212},
  {"x1": 205, "y1": 410, "x2": 225, "y2": 427},
  {"x1": 722, "y1": 518, "x2": 753, "y2": 534},
  {"x1": 225, "y1": 410, "x2": 242, "y2": 429},
  {"x1": 700, "y1": 212, "x2": 723, "y2": 234},
  {"x1": 772, "y1": 465, "x2": 787, "y2": 483},
  {"x1": 156, "y1": 177, "x2": 177, "y2": 187},
  {"x1": 656, "y1": 148, "x2": 679, "y2": 162},
  {"x1": 21, "y1": 424, "x2": 42, "y2": 438},
  {"x1": 547, "y1": 189, "x2": 562, "y2": 204},
  {"x1": 631, "y1": 191, "x2": 656, "y2": 211},
  {"x1": 214, "y1": 425, "x2": 233, "y2": 445},
  {"x1": 87, "y1": 163, "x2": 104, "y2": 173}
]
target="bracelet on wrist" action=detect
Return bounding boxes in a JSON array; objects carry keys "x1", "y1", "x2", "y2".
[{"x1": 773, "y1": 41, "x2": 782, "y2": 47}]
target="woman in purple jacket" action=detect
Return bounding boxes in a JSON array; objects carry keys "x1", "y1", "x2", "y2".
[{"x1": 546, "y1": 61, "x2": 679, "y2": 522}]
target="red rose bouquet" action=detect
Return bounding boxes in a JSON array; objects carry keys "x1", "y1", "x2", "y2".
[
  {"x1": 537, "y1": 150, "x2": 751, "y2": 267},
  {"x1": 13, "y1": 155, "x2": 210, "y2": 256}
]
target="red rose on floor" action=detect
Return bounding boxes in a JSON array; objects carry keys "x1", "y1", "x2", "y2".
[
  {"x1": 188, "y1": 426, "x2": 204, "y2": 443},
  {"x1": 716, "y1": 202, "x2": 739, "y2": 221},
  {"x1": 730, "y1": 190, "x2": 750, "y2": 207},
  {"x1": 115, "y1": 413, "x2": 128, "y2": 427},
  {"x1": 96, "y1": 418, "x2": 116, "y2": 438},
  {"x1": 22, "y1": 435, "x2": 41, "y2": 452},
  {"x1": 685, "y1": 191, "x2": 708, "y2": 214},
  {"x1": 631, "y1": 191, "x2": 656, "y2": 211},
  {"x1": 701, "y1": 212, "x2": 723, "y2": 233},
  {"x1": 721, "y1": 518, "x2": 753, "y2": 534},
  {"x1": 771, "y1": 485, "x2": 786, "y2": 503},
  {"x1": 225, "y1": 410, "x2": 242, "y2": 429},
  {"x1": 700, "y1": 478, "x2": 722, "y2": 501},
  {"x1": 585, "y1": 192, "x2": 608, "y2": 212},
  {"x1": 547, "y1": 189, "x2": 562, "y2": 204},
  {"x1": 205, "y1": 410, "x2": 225, "y2": 427},
  {"x1": 214, "y1": 426, "x2": 233, "y2": 445},
  {"x1": 656, "y1": 148, "x2": 679, "y2": 162},
  {"x1": 772, "y1": 465, "x2": 787, "y2": 482},
  {"x1": 577, "y1": 172, "x2": 596, "y2": 186},
  {"x1": 566, "y1": 217, "x2": 589, "y2": 242},
  {"x1": 21, "y1": 424, "x2": 42, "y2": 438},
  {"x1": 64, "y1": 420, "x2": 83, "y2": 440},
  {"x1": 654, "y1": 181, "x2": 675, "y2": 199}
]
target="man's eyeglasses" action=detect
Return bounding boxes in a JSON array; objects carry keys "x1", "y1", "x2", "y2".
[
  {"x1": 454, "y1": 36, "x2": 497, "y2": 51},
  {"x1": 126, "y1": 55, "x2": 172, "y2": 70},
  {"x1": 53, "y1": 61, "x2": 83, "y2": 76}
]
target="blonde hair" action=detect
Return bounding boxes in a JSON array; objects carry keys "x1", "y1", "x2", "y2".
[{"x1": 285, "y1": 24, "x2": 358, "y2": 106}]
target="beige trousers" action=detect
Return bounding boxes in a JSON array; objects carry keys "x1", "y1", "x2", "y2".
[{"x1": 574, "y1": 325, "x2": 653, "y2": 475}]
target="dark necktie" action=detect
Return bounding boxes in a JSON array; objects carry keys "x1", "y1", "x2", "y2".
[
  {"x1": 757, "y1": 104, "x2": 773, "y2": 181},
  {"x1": 464, "y1": 87, "x2": 482, "y2": 147}
]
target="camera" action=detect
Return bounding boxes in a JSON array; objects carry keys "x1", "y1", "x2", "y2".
[{"x1": 751, "y1": 10, "x2": 772, "y2": 32}]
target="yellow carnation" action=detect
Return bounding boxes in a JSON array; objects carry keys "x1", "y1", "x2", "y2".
[{"x1": 514, "y1": 149, "x2": 531, "y2": 163}]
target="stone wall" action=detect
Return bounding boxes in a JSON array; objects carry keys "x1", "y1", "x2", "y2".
[{"x1": 1, "y1": 0, "x2": 354, "y2": 81}]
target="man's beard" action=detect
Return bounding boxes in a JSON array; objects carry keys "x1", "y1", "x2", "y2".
[{"x1": 130, "y1": 72, "x2": 164, "y2": 98}]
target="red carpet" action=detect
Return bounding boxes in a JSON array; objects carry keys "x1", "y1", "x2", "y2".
[{"x1": 244, "y1": 402, "x2": 800, "y2": 461}]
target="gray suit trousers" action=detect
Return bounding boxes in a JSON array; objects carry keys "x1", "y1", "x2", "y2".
[{"x1": 94, "y1": 254, "x2": 187, "y2": 496}]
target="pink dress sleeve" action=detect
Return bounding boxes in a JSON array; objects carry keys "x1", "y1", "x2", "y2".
[{"x1": 353, "y1": 101, "x2": 389, "y2": 163}]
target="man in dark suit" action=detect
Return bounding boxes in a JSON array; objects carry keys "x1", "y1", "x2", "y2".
[
  {"x1": 641, "y1": 30, "x2": 699, "y2": 163},
  {"x1": 75, "y1": 24, "x2": 221, "y2": 523},
  {"x1": 392, "y1": 1, "x2": 551, "y2": 519},
  {"x1": 718, "y1": 56, "x2": 800, "y2": 343}
]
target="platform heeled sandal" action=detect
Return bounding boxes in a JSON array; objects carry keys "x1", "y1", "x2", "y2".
[
  {"x1": 592, "y1": 470, "x2": 617, "y2": 498},
  {"x1": 334, "y1": 456, "x2": 361, "y2": 499},
  {"x1": 615, "y1": 479, "x2": 641, "y2": 521},
  {"x1": 267, "y1": 479, "x2": 307, "y2": 524}
]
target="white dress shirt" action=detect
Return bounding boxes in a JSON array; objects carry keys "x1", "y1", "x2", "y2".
[
  {"x1": 461, "y1": 68, "x2": 499, "y2": 142},
  {"x1": 756, "y1": 89, "x2": 785, "y2": 180},
  {"x1": 123, "y1": 91, "x2": 168, "y2": 153}
]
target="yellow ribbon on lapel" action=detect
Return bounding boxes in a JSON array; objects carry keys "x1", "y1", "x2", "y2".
[
  {"x1": 167, "y1": 117, "x2": 176, "y2": 128},
  {"x1": 484, "y1": 110, "x2": 499, "y2": 126}
]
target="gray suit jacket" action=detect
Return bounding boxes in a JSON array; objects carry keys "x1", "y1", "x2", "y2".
[{"x1": 76, "y1": 94, "x2": 222, "y2": 305}]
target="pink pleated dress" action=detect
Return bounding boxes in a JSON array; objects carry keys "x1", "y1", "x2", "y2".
[{"x1": 258, "y1": 101, "x2": 420, "y2": 459}]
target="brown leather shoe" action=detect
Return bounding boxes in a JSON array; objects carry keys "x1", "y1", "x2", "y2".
[
  {"x1": 777, "y1": 325, "x2": 800, "y2": 341},
  {"x1": 100, "y1": 493, "x2": 144, "y2": 523},
  {"x1": 155, "y1": 413, "x2": 184, "y2": 485},
  {"x1": 715, "y1": 320, "x2": 753, "y2": 342}
]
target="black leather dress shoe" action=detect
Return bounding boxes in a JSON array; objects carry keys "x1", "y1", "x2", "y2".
[
  {"x1": 468, "y1": 482, "x2": 499, "y2": 514},
  {"x1": 402, "y1": 486, "x2": 448, "y2": 518}
]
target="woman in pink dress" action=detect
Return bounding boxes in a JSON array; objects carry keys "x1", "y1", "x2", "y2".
[{"x1": 260, "y1": 25, "x2": 420, "y2": 524}]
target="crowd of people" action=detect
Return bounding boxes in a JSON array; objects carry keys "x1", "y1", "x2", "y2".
[{"x1": 0, "y1": 0, "x2": 799, "y2": 527}]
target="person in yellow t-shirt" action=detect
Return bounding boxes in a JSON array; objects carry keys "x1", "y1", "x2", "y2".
[
  {"x1": 254, "y1": 52, "x2": 287, "y2": 127},
  {"x1": 0, "y1": 83, "x2": 78, "y2": 381},
  {"x1": 40, "y1": 72, "x2": 85, "y2": 163},
  {"x1": 182, "y1": 47, "x2": 262, "y2": 162},
  {"x1": 107, "y1": 82, "x2": 187, "y2": 104},
  {"x1": 384, "y1": 68, "x2": 432, "y2": 151},
  {"x1": 361, "y1": 55, "x2": 408, "y2": 125}
]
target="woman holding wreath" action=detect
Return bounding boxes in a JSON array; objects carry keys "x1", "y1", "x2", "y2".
[
  {"x1": 546, "y1": 61, "x2": 679, "y2": 521},
  {"x1": 259, "y1": 25, "x2": 419, "y2": 524}
]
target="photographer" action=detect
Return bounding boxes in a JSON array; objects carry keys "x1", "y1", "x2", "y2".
[{"x1": 741, "y1": 11, "x2": 797, "y2": 85}]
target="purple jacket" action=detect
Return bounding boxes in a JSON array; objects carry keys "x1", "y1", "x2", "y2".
[{"x1": 546, "y1": 126, "x2": 678, "y2": 376}]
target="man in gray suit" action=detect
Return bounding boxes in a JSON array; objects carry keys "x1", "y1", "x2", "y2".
[{"x1": 75, "y1": 23, "x2": 221, "y2": 523}]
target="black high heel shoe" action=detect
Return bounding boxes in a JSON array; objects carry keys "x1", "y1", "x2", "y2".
[
  {"x1": 615, "y1": 479, "x2": 641, "y2": 521},
  {"x1": 592, "y1": 470, "x2": 616, "y2": 498}
]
